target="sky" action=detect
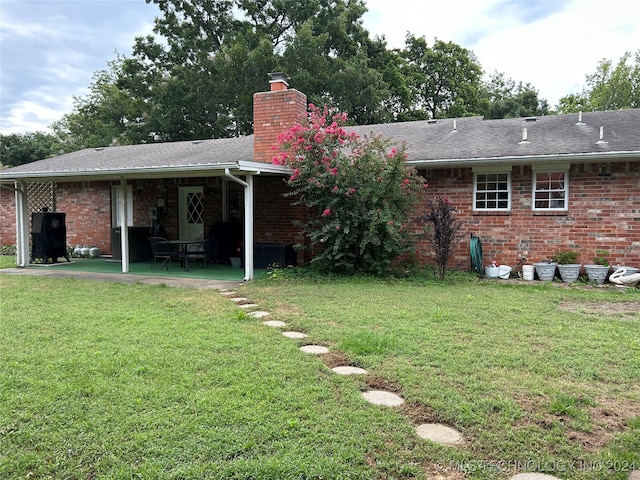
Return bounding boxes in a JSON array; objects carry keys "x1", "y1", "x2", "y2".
[{"x1": 1, "y1": 0, "x2": 639, "y2": 135}]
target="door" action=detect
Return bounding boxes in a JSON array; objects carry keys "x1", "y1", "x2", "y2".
[{"x1": 179, "y1": 186, "x2": 204, "y2": 239}]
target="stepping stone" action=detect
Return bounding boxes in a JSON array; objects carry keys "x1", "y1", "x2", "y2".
[
  {"x1": 511, "y1": 474, "x2": 562, "y2": 480},
  {"x1": 230, "y1": 297, "x2": 248, "y2": 303},
  {"x1": 361, "y1": 390, "x2": 404, "y2": 407},
  {"x1": 248, "y1": 311, "x2": 270, "y2": 318},
  {"x1": 415, "y1": 423, "x2": 463, "y2": 445},
  {"x1": 262, "y1": 320, "x2": 286, "y2": 328},
  {"x1": 299, "y1": 345, "x2": 329, "y2": 355},
  {"x1": 238, "y1": 303, "x2": 258, "y2": 309},
  {"x1": 629, "y1": 471, "x2": 640, "y2": 480},
  {"x1": 220, "y1": 291, "x2": 236, "y2": 296},
  {"x1": 282, "y1": 331, "x2": 307, "y2": 339},
  {"x1": 331, "y1": 366, "x2": 368, "y2": 375}
]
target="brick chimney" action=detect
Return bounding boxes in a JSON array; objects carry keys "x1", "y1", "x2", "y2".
[{"x1": 253, "y1": 72, "x2": 307, "y2": 163}]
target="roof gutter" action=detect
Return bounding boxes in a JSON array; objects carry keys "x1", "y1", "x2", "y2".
[
  {"x1": 407, "y1": 150, "x2": 640, "y2": 169},
  {"x1": 0, "y1": 160, "x2": 291, "y2": 184}
]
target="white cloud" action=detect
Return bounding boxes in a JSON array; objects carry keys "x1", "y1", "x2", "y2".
[{"x1": 362, "y1": 0, "x2": 640, "y2": 108}]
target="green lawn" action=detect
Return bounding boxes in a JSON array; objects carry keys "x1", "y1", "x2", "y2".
[{"x1": 1, "y1": 272, "x2": 639, "y2": 479}]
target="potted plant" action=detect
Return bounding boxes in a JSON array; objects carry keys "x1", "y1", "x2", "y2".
[
  {"x1": 533, "y1": 259, "x2": 557, "y2": 281},
  {"x1": 553, "y1": 250, "x2": 581, "y2": 283},
  {"x1": 584, "y1": 249, "x2": 610, "y2": 285}
]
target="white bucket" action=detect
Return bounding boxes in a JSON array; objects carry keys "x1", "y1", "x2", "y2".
[
  {"x1": 484, "y1": 265, "x2": 500, "y2": 278},
  {"x1": 230, "y1": 257, "x2": 242, "y2": 268},
  {"x1": 522, "y1": 265, "x2": 535, "y2": 280},
  {"x1": 499, "y1": 265, "x2": 512, "y2": 279}
]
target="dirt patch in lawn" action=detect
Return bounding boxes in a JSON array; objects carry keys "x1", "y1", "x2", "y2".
[
  {"x1": 320, "y1": 350, "x2": 353, "y2": 369},
  {"x1": 559, "y1": 300, "x2": 640, "y2": 318}
]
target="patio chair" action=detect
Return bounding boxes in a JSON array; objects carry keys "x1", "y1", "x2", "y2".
[
  {"x1": 184, "y1": 235, "x2": 207, "y2": 269},
  {"x1": 149, "y1": 237, "x2": 180, "y2": 272}
]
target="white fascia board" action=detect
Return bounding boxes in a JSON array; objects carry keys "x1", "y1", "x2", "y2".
[
  {"x1": 408, "y1": 151, "x2": 640, "y2": 169},
  {"x1": 0, "y1": 161, "x2": 292, "y2": 184}
]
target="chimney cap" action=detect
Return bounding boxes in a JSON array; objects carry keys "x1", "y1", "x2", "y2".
[{"x1": 268, "y1": 72, "x2": 290, "y2": 85}]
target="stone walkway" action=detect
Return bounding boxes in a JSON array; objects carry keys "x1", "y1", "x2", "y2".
[{"x1": 226, "y1": 290, "x2": 640, "y2": 480}]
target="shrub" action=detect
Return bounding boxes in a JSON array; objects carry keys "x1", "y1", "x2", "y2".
[
  {"x1": 274, "y1": 104, "x2": 427, "y2": 274},
  {"x1": 420, "y1": 197, "x2": 464, "y2": 281}
]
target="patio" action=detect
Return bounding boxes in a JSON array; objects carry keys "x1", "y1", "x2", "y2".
[{"x1": 24, "y1": 257, "x2": 269, "y2": 282}]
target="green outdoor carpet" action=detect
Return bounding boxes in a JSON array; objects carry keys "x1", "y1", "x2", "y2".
[{"x1": 28, "y1": 257, "x2": 268, "y2": 281}]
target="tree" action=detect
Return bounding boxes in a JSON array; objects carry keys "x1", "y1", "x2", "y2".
[
  {"x1": 558, "y1": 50, "x2": 640, "y2": 113},
  {"x1": 273, "y1": 104, "x2": 427, "y2": 274},
  {"x1": 52, "y1": 57, "x2": 147, "y2": 149},
  {"x1": 400, "y1": 36, "x2": 484, "y2": 119},
  {"x1": 113, "y1": 0, "x2": 389, "y2": 141},
  {"x1": 481, "y1": 71, "x2": 549, "y2": 119},
  {"x1": 0, "y1": 132, "x2": 60, "y2": 167}
]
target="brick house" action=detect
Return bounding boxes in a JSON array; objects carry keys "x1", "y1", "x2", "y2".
[{"x1": 1, "y1": 74, "x2": 639, "y2": 278}]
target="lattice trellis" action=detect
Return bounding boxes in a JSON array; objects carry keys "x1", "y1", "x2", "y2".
[{"x1": 26, "y1": 182, "x2": 56, "y2": 251}]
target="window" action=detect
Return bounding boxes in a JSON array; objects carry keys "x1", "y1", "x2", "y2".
[
  {"x1": 474, "y1": 172, "x2": 511, "y2": 210},
  {"x1": 533, "y1": 171, "x2": 568, "y2": 210}
]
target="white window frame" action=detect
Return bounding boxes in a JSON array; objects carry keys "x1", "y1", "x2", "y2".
[
  {"x1": 473, "y1": 168, "x2": 511, "y2": 211},
  {"x1": 532, "y1": 166, "x2": 569, "y2": 211}
]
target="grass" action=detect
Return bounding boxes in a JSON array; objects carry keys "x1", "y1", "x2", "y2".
[{"x1": 1, "y1": 268, "x2": 639, "y2": 479}]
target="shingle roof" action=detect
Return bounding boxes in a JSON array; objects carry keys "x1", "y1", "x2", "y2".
[
  {"x1": 348, "y1": 109, "x2": 640, "y2": 165},
  {"x1": 1, "y1": 135, "x2": 255, "y2": 180},
  {"x1": 2, "y1": 109, "x2": 639, "y2": 182}
]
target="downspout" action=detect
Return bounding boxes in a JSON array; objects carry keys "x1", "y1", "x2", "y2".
[
  {"x1": 119, "y1": 178, "x2": 130, "y2": 273},
  {"x1": 14, "y1": 181, "x2": 29, "y2": 267},
  {"x1": 224, "y1": 168, "x2": 254, "y2": 281}
]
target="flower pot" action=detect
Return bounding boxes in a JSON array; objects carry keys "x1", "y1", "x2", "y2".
[
  {"x1": 612, "y1": 265, "x2": 639, "y2": 275},
  {"x1": 484, "y1": 265, "x2": 500, "y2": 278},
  {"x1": 534, "y1": 262, "x2": 557, "y2": 281},
  {"x1": 557, "y1": 264, "x2": 581, "y2": 283},
  {"x1": 584, "y1": 265, "x2": 610, "y2": 285}
]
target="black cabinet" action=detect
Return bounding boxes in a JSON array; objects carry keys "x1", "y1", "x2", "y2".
[
  {"x1": 31, "y1": 212, "x2": 69, "y2": 263},
  {"x1": 254, "y1": 243, "x2": 297, "y2": 269},
  {"x1": 111, "y1": 227, "x2": 152, "y2": 262}
]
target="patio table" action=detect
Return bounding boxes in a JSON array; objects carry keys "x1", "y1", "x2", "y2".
[{"x1": 166, "y1": 239, "x2": 203, "y2": 271}]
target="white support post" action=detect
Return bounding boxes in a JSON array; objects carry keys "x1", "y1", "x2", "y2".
[
  {"x1": 224, "y1": 169, "x2": 254, "y2": 281},
  {"x1": 14, "y1": 181, "x2": 29, "y2": 267},
  {"x1": 243, "y1": 174, "x2": 254, "y2": 282},
  {"x1": 119, "y1": 178, "x2": 130, "y2": 273}
]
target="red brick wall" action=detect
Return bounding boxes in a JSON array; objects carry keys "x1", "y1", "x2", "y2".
[
  {"x1": 0, "y1": 187, "x2": 16, "y2": 246},
  {"x1": 417, "y1": 160, "x2": 640, "y2": 269},
  {"x1": 253, "y1": 88, "x2": 307, "y2": 163}
]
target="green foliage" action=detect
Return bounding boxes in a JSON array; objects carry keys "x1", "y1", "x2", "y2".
[
  {"x1": 558, "y1": 50, "x2": 640, "y2": 113},
  {"x1": 0, "y1": 132, "x2": 61, "y2": 167},
  {"x1": 419, "y1": 197, "x2": 464, "y2": 280},
  {"x1": 400, "y1": 36, "x2": 484, "y2": 119},
  {"x1": 481, "y1": 71, "x2": 550, "y2": 119},
  {"x1": 274, "y1": 104, "x2": 426, "y2": 274},
  {"x1": 593, "y1": 249, "x2": 610, "y2": 266},
  {"x1": 552, "y1": 250, "x2": 580, "y2": 265}
]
